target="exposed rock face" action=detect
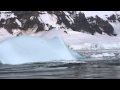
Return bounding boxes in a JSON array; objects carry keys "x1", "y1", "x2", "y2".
[{"x1": 0, "y1": 11, "x2": 119, "y2": 36}]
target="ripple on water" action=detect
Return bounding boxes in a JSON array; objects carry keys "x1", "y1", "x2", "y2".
[{"x1": 0, "y1": 59, "x2": 120, "y2": 79}]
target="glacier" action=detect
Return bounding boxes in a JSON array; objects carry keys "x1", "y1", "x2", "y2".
[
  {"x1": 0, "y1": 35, "x2": 84, "y2": 65},
  {"x1": 69, "y1": 43, "x2": 120, "y2": 51}
]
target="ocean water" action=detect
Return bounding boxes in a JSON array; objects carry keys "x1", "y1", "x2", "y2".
[{"x1": 0, "y1": 59, "x2": 120, "y2": 79}]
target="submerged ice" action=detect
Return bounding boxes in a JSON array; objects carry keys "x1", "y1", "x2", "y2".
[{"x1": 0, "y1": 35, "x2": 84, "y2": 65}]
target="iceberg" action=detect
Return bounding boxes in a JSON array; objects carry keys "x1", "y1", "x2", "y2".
[
  {"x1": 0, "y1": 35, "x2": 84, "y2": 65},
  {"x1": 69, "y1": 43, "x2": 120, "y2": 51},
  {"x1": 90, "y1": 53, "x2": 115, "y2": 58}
]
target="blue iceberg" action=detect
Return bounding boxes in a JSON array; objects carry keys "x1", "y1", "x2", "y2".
[{"x1": 0, "y1": 35, "x2": 84, "y2": 65}]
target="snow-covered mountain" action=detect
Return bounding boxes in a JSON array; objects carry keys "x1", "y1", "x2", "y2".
[
  {"x1": 0, "y1": 11, "x2": 120, "y2": 48},
  {"x1": 0, "y1": 11, "x2": 120, "y2": 35}
]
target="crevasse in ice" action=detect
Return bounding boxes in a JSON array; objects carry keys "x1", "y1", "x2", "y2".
[{"x1": 0, "y1": 35, "x2": 84, "y2": 65}]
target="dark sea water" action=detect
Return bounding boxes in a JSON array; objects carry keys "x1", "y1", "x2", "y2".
[{"x1": 0, "y1": 59, "x2": 120, "y2": 79}]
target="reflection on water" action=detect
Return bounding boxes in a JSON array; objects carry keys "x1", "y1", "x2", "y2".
[{"x1": 0, "y1": 59, "x2": 120, "y2": 79}]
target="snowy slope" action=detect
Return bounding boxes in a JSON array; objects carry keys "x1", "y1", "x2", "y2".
[
  {"x1": 42, "y1": 28, "x2": 120, "y2": 44},
  {"x1": 0, "y1": 28, "x2": 14, "y2": 41}
]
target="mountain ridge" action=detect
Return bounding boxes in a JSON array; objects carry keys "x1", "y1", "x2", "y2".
[{"x1": 0, "y1": 11, "x2": 120, "y2": 36}]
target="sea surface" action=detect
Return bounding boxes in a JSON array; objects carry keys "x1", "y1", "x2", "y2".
[{"x1": 0, "y1": 59, "x2": 120, "y2": 79}]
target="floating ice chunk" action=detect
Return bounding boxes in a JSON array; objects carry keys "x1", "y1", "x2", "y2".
[
  {"x1": 91, "y1": 54, "x2": 103, "y2": 58},
  {"x1": 102, "y1": 53, "x2": 110, "y2": 57},
  {"x1": 109, "y1": 53, "x2": 115, "y2": 57},
  {"x1": 91, "y1": 53, "x2": 115, "y2": 58},
  {"x1": 69, "y1": 42, "x2": 120, "y2": 51},
  {"x1": 0, "y1": 35, "x2": 84, "y2": 65}
]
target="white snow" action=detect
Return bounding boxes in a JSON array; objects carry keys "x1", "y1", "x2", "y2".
[
  {"x1": 76, "y1": 11, "x2": 81, "y2": 14},
  {"x1": 0, "y1": 11, "x2": 16, "y2": 20},
  {"x1": 37, "y1": 16, "x2": 44, "y2": 23},
  {"x1": 42, "y1": 28, "x2": 120, "y2": 45},
  {"x1": 109, "y1": 21, "x2": 120, "y2": 35},
  {"x1": 39, "y1": 12, "x2": 60, "y2": 29},
  {"x1": 44, "y1": 24, "x2": 49, "y2": 30},
  {"x1": 30, "y1": 16, "x2": 34, "y2": 20},
  {"x1": 81, "y1": 11, "x2": 120, "y2": 20},
  {"x1": 12, "y1": 29, "x2": 22, "y2": 36},
  {"x1": 63, "y1": 11, "x2": 74, "y2": 24},
  {"x1": 65, "y1": 15, "x2": 74, "y2": 24},
  {"x1": 63, "y1": 11, "x2": 70, "y2": 16},
  {"x1": 40, "y1": 28, "x2": 120, "y2": 51},
  {"x1": 15, "y1": 19, "x2": 22, "y2": 27},
  {"x1": 0, "y1": 28, "x2": 14, "y2": 41}
]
